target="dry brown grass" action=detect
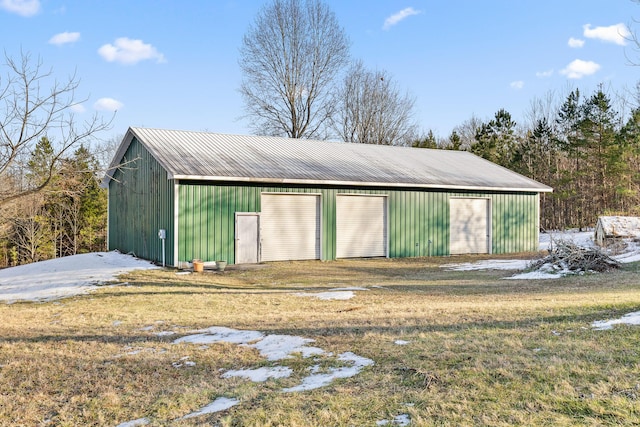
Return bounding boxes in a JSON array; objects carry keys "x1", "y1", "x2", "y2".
[{"x1": 1, "y1": 255, "x2": 640, "y2": 426}]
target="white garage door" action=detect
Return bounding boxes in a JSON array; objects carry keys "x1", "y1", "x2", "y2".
[
  {"x1": 336, "y1": 195, "x2": 387, "y2": 258},
  {"x1": 450, "y1": 198, "x2": 490, "y2": 255},
  {"x1": 260, "y1": 193, "x2": 321, "y2": 262}
]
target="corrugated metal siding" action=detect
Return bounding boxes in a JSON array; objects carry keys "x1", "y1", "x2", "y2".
[
  {"x1": 176, "y1": 184, "x2": 539, "y2": 264},
  {"x1": 108, "y1": 138, "x2": 175, "y2": 265},
  {"x1": 491, "y1": 192, "x2": 539, "y2": 253}
]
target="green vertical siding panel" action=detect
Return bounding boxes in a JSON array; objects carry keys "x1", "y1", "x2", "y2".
[
  {"x1": 493, "y1": 193, "x2": 501, "y2": 254},
  {"x1": 389, "y1": 192, "x2": 398, "y2": 257},
  {"x1": 174, "y1": 182, "x2": 540, "y2": 263},
  {"x1": 486, "y1": 192, "x2": 540, "y2": 254},
  {"x1": 107, "y1": 138, "x2": 175, "y2": 265},
  {"x1": 324, "y1": 188, "x2": 336, "y2": 261},
  {"x1": 437, "y1": 192, "x2": 448, "y2": 256}
]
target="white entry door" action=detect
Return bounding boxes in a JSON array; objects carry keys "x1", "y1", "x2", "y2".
[
  {"x1": 235, "y1": 213, "x2": 260, "y2": 264},
  {"x1": 450, "y1": 198, "x2": 490, "y2": 254}
]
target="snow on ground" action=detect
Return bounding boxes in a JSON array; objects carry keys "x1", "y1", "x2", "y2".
[
  {"x1": 176, "y1": 397, "x2": 241, "y2": 420},
  {"x1": 3, "y1": 237, "x2": 640, "y2": 423},
  {"x1": 443, "y1": 230, "x2": 640, "y2": 280},
  {"x1": 592, "y1": 311, "x2": 640, "y2": 330},
  {"x1": 281, "y1": 352, "x2": 375, "y2": 393},
  {"x1": 377, "y1": 414, "x2": 411, "y2": 426},
  {"x1": 0, "y1": 251, "x2": 158, "y2": 303},
  {"x1": 539, "y1": 230, "x2": 595, "y2": 251},
  {"x1": 172, "y1": 326, "x2": 374, "y2": 418},
  {"x1": 115, "y1": 418, "x2": 150, "y2": 427},
  {"x1": 441, "y1": 259, "x2": 529, "y2": 271},
  {"x1": 294, "y1": 290, "x2": 356, "y2": 300},
  {"x1": 504, "y1": 269, "x2": 564, "y2": 280},
  {"x1": 294, "y1": 286, "x2": 370, "y2": 300},
  {"x1": 222, "y1": 366, "x2": 293, "y2": 382}
]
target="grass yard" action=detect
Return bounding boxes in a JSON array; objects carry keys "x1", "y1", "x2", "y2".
[{"x1": 1, "y1": 255, "x2": 639, "y2": 426}]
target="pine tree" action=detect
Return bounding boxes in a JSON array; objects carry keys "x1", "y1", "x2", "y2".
[
  {"x1": 412, "y1": 130, "x2": 438, "y2": 148},
  {"x1": 471, "y1": 109, "x2": 517, "y2": 167}
]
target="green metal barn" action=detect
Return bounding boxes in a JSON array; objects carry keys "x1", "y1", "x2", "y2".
[{"x1": 102, "y1": 127, "x2": 552, "y2": 267}]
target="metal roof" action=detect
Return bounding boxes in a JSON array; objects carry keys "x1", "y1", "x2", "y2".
[{"x1": 102, "y1": 127, "x2": 552, "y2": 193}]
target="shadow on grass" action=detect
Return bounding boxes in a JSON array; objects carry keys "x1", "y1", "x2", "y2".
[
  {"x1": 91, "y1": 269, "x2": 640, "y2": 301},
  {"x1": 2, "y1": 307, "x2": 634, "y2": 345}
]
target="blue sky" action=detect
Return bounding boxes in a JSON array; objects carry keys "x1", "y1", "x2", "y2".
[{"x1": 1, "y1": 0, "x2": 638, "y2": 144}]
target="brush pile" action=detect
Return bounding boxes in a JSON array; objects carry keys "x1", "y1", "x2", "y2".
[{"x1": 531, "y1": 239, "x2": 621, "y2": 274}]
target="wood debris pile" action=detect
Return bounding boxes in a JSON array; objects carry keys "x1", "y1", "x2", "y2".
[{"x1": 531, "y1": 240, "x2": 621, "y2": 273}]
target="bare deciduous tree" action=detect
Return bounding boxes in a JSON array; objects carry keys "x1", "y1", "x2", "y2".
[
  {"x1": 0, "y1": 51, "x2": 111, "y2": 207},
  {"x1": 8, "y1": 194, "x2": 52, "y2": 264},
  {"x1": 334, "y1": 61, "x2": 417, "y2": 146},
  {"x1": 451, "y1": 114, "x2": 483, "y2": 151},
  {"x1": 239, "y1": 0, "x2": 350, "y2": 139}
]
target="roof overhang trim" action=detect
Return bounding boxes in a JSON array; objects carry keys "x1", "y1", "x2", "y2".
[{"x1": 171, "y1": 174, "x2": 553, "y2": 193}]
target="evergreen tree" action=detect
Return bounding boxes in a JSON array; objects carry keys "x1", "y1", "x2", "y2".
[
  {"x1": 447, "y1": 130, "x2": 462, "y2": 150},
  {"x1": 579, "y1": 87, "x2": 620, "y2": 216},
  {"x1": 412, "y1": 130, "x2": 438, "y2": 148},
  {"x1": 471, "y1": 109, "x2": 517, "y2": 167}
]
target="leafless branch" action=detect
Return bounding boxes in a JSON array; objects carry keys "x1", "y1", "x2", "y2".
[
  {"x1": 0, "y1": 51, "x2": 112, "y2": 206},
  {"x1": 239, "y1": 0, "x2": 350, "y2": 139}
]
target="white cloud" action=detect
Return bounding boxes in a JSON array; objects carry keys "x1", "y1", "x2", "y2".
[
  {"x1": 510, "y1": 81, "x2": 524, "y2": 90},
  {"x1": 536, "y1": 69, "x2": 553, "y2": 78},
  {"x1": 48, "y1": 31, "x2": 80, "y2": 46},
  {"x1": 568, "y1": 37, "x2": 585, "y2": 48},
  {"x1": 94, "y1": 98, "x2": 123, "y2": 112},
  {"x1": 560, "y1": 59, "x2": 601, "y2": 79},
  {"x1": 98, "y1": 37, "x2": 166, "y2": 65},
  {"x1": 383, "y1": 7, "x2": 421, "y2": 30},
  {"x1": 70, "y1": 103, "x2": 86, "y2": 113},
  {"x1": 0, "y1": 0, "x2": 40, "y2": 16},
  {"x1": 583, "y1": 23, "x2": 630, "y2": 46}
]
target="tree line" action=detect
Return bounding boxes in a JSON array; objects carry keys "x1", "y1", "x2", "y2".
[
  {"x1": 0, "y1": 52, "x2": 111, "y2": 267},
  {"x1": 440, "y1": 85, "x2": 640, "y2": 231},
  {"x1": 0, "y1": 139, "x2": 107, "y2": 266}
]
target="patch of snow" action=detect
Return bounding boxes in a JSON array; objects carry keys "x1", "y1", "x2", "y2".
[
  {"x1": 394, "y1": 340, "x2": 410, "y2": 345},
  {"x1": 154, "y1": 331, "x2": 175, "y2": 336},
  {"x1": 246, "y1": 334, "x2": 325, "y2": 361},
  {"x1": 539, "y1": 230, "x2": 594, "y2": 251},
  {"x1": 281, "y1": 352, "x2": 374, "y2": 393},
  {"x1": 178, "y1": 397, "x2": 240, "y2": 420},
  {"x1": 294, "y1": 291, "x2": 355, "y2": 300},
  {"x1": 174, "y1": 326, "x2": 373, "y2": 407},
  {"x1": 222, "y1": 366, "x2": 293, "y2": 382},
  {"x1": 330, "y1": 287, "x2": 369, "y2": 291},
  {"x1": 592, "y1": 311, "x2": 640, "y2": 330},
  {"x1": 441, "y1": 259, "x2": 529, "y2": 271},
  {"x1": 115, "y1": 418, "x2": 150, "y2": 427},
  {"x1": 613, "y1": 248, "x2": 640, "y2": 264},
  {"x1": 377, "y1": 414, "x2": 411, "y2": 426},
  {"x1": 506, "y1": 270, "x2": 564, "y2": 280},
  {"x1": 0, "y1": 251, "x2": 158, "y2": 303},
  {"x1": 174, "y1": 327, "x2": 264, "y2": 345}
]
